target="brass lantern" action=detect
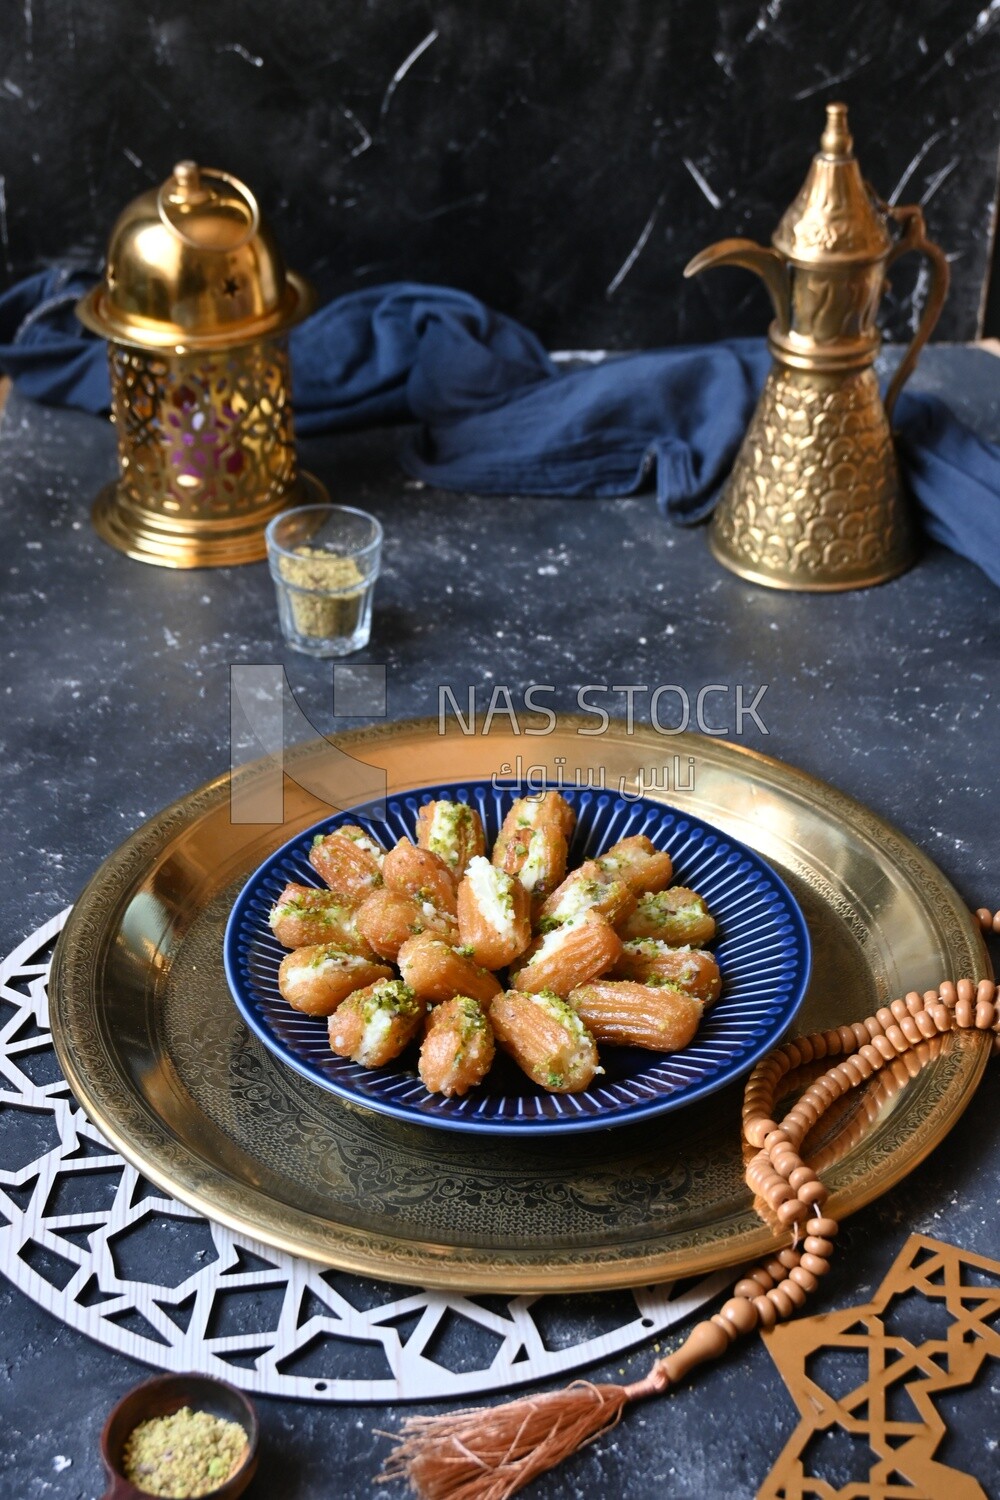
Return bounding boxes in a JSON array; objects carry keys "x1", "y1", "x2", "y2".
[{"x1": 77, "y1": 161, "x2": 328, "y2": 568}]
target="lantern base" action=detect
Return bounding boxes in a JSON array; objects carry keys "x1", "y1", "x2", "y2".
[{"x1": 91, "y1": 471, "x2": 330, "y2": 569}]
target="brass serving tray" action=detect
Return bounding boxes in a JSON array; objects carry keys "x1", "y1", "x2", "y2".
[{"x1": 49, "y1": 721, "x2": 991, "y2": 1292}]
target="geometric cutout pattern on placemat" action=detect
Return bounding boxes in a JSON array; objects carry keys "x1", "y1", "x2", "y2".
[
  {"x1": 0, "y1": 911, "x2": 728, "y2": 1403},
  {"x1": 761, "y1": 1233, "x2": 1000, "y2": 1499}
]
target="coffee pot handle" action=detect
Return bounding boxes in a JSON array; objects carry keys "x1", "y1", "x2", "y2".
[{"x1": 880, "y1": 201, "x2": 950, "y2": 422}]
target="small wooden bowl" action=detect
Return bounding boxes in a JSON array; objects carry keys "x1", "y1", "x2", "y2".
[{"x1": 100, "y1": 1373, "x2": 259, "y2": 1499}]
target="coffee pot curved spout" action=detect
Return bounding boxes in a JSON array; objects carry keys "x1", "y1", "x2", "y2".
[{"x1": 684, "y1": 239, "x2": 791, "y2": 336}]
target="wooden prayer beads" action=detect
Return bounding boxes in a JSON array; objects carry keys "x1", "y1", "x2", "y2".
[
  {"x1": 380, "y1": 911, "x2": 1000, "y2": 1500},
  {"x1": 637, "y1": 968, "x2": 1000, "y2": 1391}
]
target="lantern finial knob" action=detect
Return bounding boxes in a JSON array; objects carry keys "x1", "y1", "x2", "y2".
[
  {"x1": 169, "y1": 160, "x2": 210, "y2": 204},
  {"x1": 77, "y1": 162, "x2": 313, "y2": 349}
]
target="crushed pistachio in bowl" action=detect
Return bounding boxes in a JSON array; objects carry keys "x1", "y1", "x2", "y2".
[{"x1": 122, "y1": 1405, "x2": 248, "y2": 1497}]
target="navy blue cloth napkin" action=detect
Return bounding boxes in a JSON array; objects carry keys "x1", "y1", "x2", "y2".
[{"x1": 2, "y1": 268, "x2": 998, "y2": 585}]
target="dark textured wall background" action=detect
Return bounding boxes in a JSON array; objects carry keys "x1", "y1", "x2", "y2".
[{"x1": 1, "y1": 1, "x2": 999, "y2": 347}]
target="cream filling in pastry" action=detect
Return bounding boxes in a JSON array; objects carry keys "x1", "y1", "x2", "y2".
[{"x1": 465, "y1": 855, "x2": 516, "y2": 935}]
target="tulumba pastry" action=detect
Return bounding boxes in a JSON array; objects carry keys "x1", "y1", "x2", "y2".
[{"x1": 270, "y1": 789, "x2": 721, "y2": 1094}]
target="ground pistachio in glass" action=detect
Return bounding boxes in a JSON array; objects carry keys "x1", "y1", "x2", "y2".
[{"x1": 266, "y1": 503, "x2": 383, "y2": 657}]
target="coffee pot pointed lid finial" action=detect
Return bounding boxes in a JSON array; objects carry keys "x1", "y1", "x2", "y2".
[
  {"x1": 772, "y1": 102, "x2": 891, "y2": 264},
  {"x1": 820, "y1": 101, "x2": 853, "y2": 158}
]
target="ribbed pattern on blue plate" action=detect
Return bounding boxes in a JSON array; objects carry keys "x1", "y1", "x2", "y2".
[{"x1": 224, "y1": 782, "x2": 811, "y2": 1136}]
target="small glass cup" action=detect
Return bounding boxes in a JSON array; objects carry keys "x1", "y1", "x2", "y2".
[{"x1": 265, "y1": 504, "x2": 383, "y2": 657}]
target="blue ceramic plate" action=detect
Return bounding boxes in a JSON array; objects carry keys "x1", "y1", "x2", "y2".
[{"x1": 224, "y1": 781, "x2": 811, "y2": 1136}]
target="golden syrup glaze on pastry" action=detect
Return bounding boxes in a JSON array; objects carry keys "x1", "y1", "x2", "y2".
[{"x1": 272, "y1": 792, "x2": 721, "y2": 1094}]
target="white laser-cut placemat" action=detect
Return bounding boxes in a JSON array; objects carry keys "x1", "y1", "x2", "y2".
[{"x1": 0, "y1": 911, "x2": 727, "y2": 1403}]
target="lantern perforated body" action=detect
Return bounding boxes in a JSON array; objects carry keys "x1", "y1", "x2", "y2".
[{"x1": 78, "y1": 162, "x2": 328, "y2": 568}]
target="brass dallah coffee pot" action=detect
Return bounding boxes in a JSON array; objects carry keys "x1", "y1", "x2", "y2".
[{"x1": 685, "y1": 103, "x2": 949, "y2": 591}]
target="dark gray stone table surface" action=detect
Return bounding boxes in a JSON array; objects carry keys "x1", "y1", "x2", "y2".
[{"x1": 1, "y1": 347, "x2": 999, "y2": 1498}]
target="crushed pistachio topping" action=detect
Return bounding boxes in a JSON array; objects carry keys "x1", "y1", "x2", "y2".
[
  {"x1": 624, "y1": 937, "x2": 666, "y2": 957},
  {"x1": 275, "y1": 896, "x2": 312, "y2": 917},
  {"x1": 624, "y1": 938, "x2": 696, "y2": 962},
  {"x1": 304, "y1": 945, "x2": 363, "y2": 970},
  {"x1": 427, "y1": 802, "x2": 475, "y2": 867},
  {"x1": 122, "y1": 1406, "x2": 247, "y2": 1497},
  {"x1": 524, "y1": 915, "x2": 584, "y2": 966},
  {"x1": 361, "y1": 979, "x2": 419, "y2": 1021},
  {"x1": 548, "y1": 875, "x2": 606, "y2": 925},
  {"x1": 675, "y1": 904, "x2": 706, "y2": 924},
  {"x1": 343, "y1": 827, "x2": 385, "y2": 859},
  {"x1": 452, "y1": 995, "x2": 488, "y2": 1034},
  {"x1": 495, "y1": 873, "x2": 515, "y2": 915},
  {"x1": 274, "y1": 896, "x2": 344, "y2": 923},
  {"x1": 532, "y1": 988, "x2": 590, "y2": 1043},
  {"x1": 639, "y1": 890, "x2": 706, "y2": 917}
]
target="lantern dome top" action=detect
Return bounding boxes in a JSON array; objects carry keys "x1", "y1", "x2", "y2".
[{"x1": 77, "y1": 162, "x2": 314, "y2": 350}]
